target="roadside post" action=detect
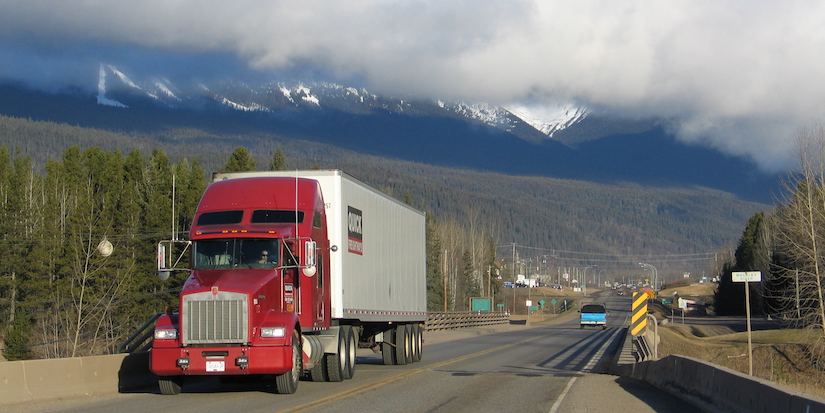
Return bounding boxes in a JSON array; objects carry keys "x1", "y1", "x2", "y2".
[
  {"x1": 631, "y1": 291, "x2": 653, "y2": 361},
  {"x1": 732, "y1": 271, "x2": 762, "y2": 376}
]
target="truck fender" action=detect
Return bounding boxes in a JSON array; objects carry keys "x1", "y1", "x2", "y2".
[
  {"x1": 260, "y1": 310, "x2": 300, "y2": 345},
  {"x1": 155, "y1": 313, "x2": 179, "y2": 329}
]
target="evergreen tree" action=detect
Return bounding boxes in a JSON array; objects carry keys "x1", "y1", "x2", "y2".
[
  {"x1": 425, "y1": 212, "x2": 445, "y2": 311},
  {"x1": 3, "y1": 313, "x2": 32, "y2": 360},
  {"x1": 456, "y1": 249, "x2": 480, "y2": 311},
  {"x1": 221, "y1": 147, "x2": 256, "y2": 172},
  {"x1": 269, "y1": 144, "x2": 286, "y2": 171},
  {"x1": 714, "y1": 212, "x2": 766, "y2": 315},
  {"x1": 481, "y1": 235, "x2": 500, "y2": 301}
]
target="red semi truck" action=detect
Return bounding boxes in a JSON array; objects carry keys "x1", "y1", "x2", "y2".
[{"x1": 150, "y1": 170, "x2": 427, "y2": 395}]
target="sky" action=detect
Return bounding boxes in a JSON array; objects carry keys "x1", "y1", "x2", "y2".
[{"x1": 1, "y1": 1, "x2": 824, "y2": 172}]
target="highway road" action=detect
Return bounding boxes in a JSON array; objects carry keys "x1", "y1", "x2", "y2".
[{"x1": 5, "y1": 292, "x2": 695, "y2": 413}]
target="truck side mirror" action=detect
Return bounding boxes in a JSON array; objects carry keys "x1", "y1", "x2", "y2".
[
  {"x1": 156, "y1": 240, "x2": 191, "y2": 280},
  {"x1": 304, "y1": 240, "x2": 317, "y2": 266},
  {"x1": 157, "y1": 243, "x2": 167, "y2": 270},
  {"x1": 302, "y1": 240, "x2": 317, "y2": 277}
]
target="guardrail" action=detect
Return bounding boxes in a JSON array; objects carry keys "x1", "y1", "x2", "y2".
[
  {"x1": 425, "y1": 311, "x2": 510, "y2": 331},
  {"x1": 117, "y1": 313, "x2": 162, "y2": 353},
  {"x1": 631, "y1": 313, "x2": 658, "y2": 362}
]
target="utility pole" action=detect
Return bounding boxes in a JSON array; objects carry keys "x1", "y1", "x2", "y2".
[
  {"x1": 796, "y1": 269, "x2": 800, "y2": 318},
  {"x1": 512, "y1": 243, "x2": 517, "y2": 313},
  {"x1": 443, "y1": 249, "x2": 448, "y2": 312},
  {"x1": 487, "y1": 265, "x2": 492, "y2": 297}
]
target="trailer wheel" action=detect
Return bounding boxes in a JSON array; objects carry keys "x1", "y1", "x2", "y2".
[
  {"x1": 344, "y1": 326, "x2": 357, "y2": 379},
  {"x1": 394, "y1": 324, "x2": 409, "y2": 365},
  {"x1": 403, "y1": 324, "x2": 414, "y2": 364},
  {"x1": 410, "y1": 324, "x2": 423, "y2": 363},
  {"x1": 325, "y1": 327, "x2": 348, "y2": 382},
  {"x1": 381, "y1": 327, "x2": 396, "y2": 365},
  {"x1": 159, "y1": 376, "x2": 183, "y2": 395},
  {"x1": 275, "y1": 331, "x2": 301, "y2": 394}
]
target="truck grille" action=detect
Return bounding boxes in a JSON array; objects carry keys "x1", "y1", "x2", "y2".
[{"x1": 182, "y1": 291, "x2": 248, "y2": 345}]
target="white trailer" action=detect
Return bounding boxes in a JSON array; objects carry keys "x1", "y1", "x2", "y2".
[{"x1": 211, "y1": 170, "x2": 427, "y2": 366}]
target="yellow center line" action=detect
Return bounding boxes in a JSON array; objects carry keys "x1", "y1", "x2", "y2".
[{"x1": 279, "y1": 334, "x2": 544, "y2": 413}]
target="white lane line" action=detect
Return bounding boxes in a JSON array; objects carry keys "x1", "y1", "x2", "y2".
[
  {"x1": 582, "y1": 327, "x2": 623, "y2": 372},
  {"x1": 549, "y1": 376, "x2": 578, "y2": 413}
]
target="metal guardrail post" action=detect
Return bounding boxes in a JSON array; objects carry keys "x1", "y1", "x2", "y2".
[
  {"x1": 117, "y1": 313, "x2": 163, "y2": 353},
  {"x1": 646, "y1": 313, "x2": 658, "y2": 359}
]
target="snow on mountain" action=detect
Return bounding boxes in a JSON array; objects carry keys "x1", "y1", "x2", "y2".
[
  {"x1": 153, "y1": 78, "x2": 180, "y2": 101},
  {"x1": 440, "y1": 101, "x2": 514, "y2": 129},
  {"x1": 220, "y1": 97, "x2": 270, "y2": 112},
  {"x1": 96, "y1": 65, "x2": 588, "y2": 139},
  {"x1": 107, "y1": 65, "x2": 140, "y2": 90},
  {"x1": 96, "y1": 64, "x2": 127, "y2": 108},
  {"x1": 506, "y1": 104, "x2": 589, "y2": 137}
]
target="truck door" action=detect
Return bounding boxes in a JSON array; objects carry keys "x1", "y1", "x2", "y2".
[
  {"x1": 313, "y1": 252, "x2": 325, "y2": 326},
  {"x1": 282, "y1": 242, "x2": 299, "y2": 314}
]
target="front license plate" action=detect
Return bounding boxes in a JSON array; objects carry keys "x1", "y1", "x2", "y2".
[{"x1": 206, "y1": 361, "x2": 225, "y2": 372}]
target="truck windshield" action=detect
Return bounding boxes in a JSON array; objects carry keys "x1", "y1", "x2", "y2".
[
  {"x1": 581, "y1": 304, "x2": 606, "y2": 313},
  {"x1": 193, "y1": 238, "x2": 280, "y2": 270}
]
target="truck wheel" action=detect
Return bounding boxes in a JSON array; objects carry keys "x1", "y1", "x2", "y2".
[
  {"x1": 344, "y1": 326, "x2": 357, "y2": 379},
  {"x1": 381, "y1": 327, "x2": 396, "y2": 365},
  {"x1": 394, "y1": 324, "x2": 409, "y2": 365},
  {"x1": 309, "y1": 357, "x2": 328, "y2": 382},
  {"x1": 159, "y1": 376, "x2": 183, "y2": 395},
  {"x1": 410, "y1": 324, "x2": 422, "y2": 363},
  {"x1": 325, "y1": 327, "x2": 348, "y2": 382},
  {"x1": 275, "y1": 331, "x2": 301, "y2": 394}
]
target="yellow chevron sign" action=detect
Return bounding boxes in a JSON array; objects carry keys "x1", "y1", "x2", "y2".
[{"x1": 631, "y1": 291, "x2": 648, "y2": 336}]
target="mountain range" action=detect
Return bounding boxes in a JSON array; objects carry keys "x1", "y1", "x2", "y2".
[{"x1": 84, "y1": 64, "x2": 778, "y2": 203}]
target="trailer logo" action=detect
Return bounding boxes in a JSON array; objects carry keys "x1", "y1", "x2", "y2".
[{"x1": 347, "y1": 206, "x2": 363, "y2": 255}]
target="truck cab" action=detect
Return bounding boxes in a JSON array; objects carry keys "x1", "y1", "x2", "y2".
[{"x1": 151, "y1": 177, "x2": 330, "y2": 394}]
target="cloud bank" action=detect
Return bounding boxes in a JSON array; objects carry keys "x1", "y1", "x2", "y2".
[{"x1": 1, "y1": 1, "x2": 823, "y2": 171}]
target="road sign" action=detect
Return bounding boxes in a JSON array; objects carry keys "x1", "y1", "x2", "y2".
[
  {"x1": 631, "y1": 291, "x2": 648, "y2": 336},
  {"x1": 470, "y1": 297, "x2": 492, "y2": 311},
  {"x1": 732, "y1": 271, "x2": 762, "y2": 282},
  {"x1": 731, "y1": 271, "x2": 761, "y2": 376}
]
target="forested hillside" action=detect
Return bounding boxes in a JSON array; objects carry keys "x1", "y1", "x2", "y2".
[{"x1": 0, "y1": 114, "x2": 767, "y2": 256}]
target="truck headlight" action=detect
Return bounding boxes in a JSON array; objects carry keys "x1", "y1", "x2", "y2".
[
  {"x1": 154, "y1": 329, "x2": 178, "y2": 340},
  {"x1": 261, "y1": 327, "x2": 286, "y2": 338}
]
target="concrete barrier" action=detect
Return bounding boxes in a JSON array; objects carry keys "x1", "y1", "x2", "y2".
[
  {"x1": 0, "y1": 352, "x2": 156, "y2": 407},
  {"x1": 0, "y1": 359, "x2": 31, "y2": 405},
  {"x1": 621, "y1": 354, "x2": 825, "y2": 413},
  {"x1": 612, "y1": 324, "x2": 825, "y2": 413}
]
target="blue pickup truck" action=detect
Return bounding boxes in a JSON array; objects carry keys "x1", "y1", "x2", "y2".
[{"x1": 579, "y1": 303, "x2": 608, "y2": 329}]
